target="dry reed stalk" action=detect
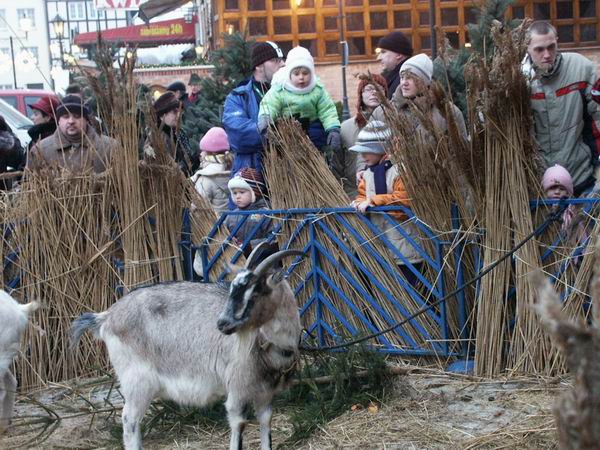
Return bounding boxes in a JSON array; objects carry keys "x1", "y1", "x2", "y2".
[{"x1": 264, "y1": 119, "x2": 441, "y2": 351}]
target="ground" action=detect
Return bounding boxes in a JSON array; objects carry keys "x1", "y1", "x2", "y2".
[{"x1": 1, "y1": 364, "x2": 560, "y2": 449}]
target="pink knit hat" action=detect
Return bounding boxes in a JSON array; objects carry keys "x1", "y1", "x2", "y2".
[
  {"x1": 542, "y1": 164, "x2": 574, "y2": 196},
  {"x1": 199, "y1": 127, "x2": 229, "y2": 153}
]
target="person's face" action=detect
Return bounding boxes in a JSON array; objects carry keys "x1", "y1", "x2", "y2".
[
  {"x1": 231, "y1": 188, "x2": 253, "y2": 208},
  {"x1": 191, "y1": 85, "x2": 200, "y2": 95},
  {"x1": 256, "y1": 57, "x2": 285, "y2": 83},
  {"x1": 58, "y1": 112, "x2": 86, "y2": 137},
  {"x1": 161, "y1": 109, "x2": 179, "y2": 127},
  {"x1": 377, "y1": 49, "x2": 404, "y2": 72},
  {"x1": 527, "y1": 32, "x2": 558, "y2": 72},
  {"x1": 362, "y1": 152, "x2": 384, "y2": 166},
  {"x1": 400, "y1": 74, "x2": 419, "y2": 98},
  {"x1": 290, "y1": 67, "x2": 311, "y2": 89},
  {"x1": 361, "y1": 84, "x2": 381, "y2": 110},
  {"x1": 546, "y1": 184, "x2": 569, "y2": 200},
  {"x1": 31, "y1": 109, "x2": 51, "y2": 125}
]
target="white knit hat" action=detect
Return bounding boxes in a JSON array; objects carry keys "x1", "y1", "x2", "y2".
[
  {"x1": 349, "y1": 121, "x2": 391, "y2": 154},
  {"x1": 283, "y1": 46, "x2": 317, "y2": 93},
  {"x1": 400, "y1": 53, "x2": 433, "y2": 85}
]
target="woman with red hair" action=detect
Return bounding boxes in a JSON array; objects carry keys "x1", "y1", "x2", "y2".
[{"x1": 334, "y1": 74, "x2": 388, "y2": 197}]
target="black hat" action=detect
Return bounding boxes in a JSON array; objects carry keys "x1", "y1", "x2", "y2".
[
  {"x1": 56, "y1": 95, "x2": 90, "y2": 119},
  {"x1": 167, "y1": 81, "x2": 186, "y2": 93},
  {"x1": 188, "y1": 73, "x2": 202, "y2": 86},
  {"x1": 153, "y1": 91, "x2": 180, "y2": 117},
  {"x1": 251, "y1": 41, "x2": 284, "y2": 69},
  {"x1": 377, "y1": 31, "x2": 413, "y2": 57}
]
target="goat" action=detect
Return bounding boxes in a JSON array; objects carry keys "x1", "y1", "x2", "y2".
[
  {"x1": 0, "y1": 290, "x2": 39, "y2": 434},
  {"x1": 71, "y1": 247, "x2": 304, "y2": 450}
]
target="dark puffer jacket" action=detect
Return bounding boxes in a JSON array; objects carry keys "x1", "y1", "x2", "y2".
[{"x1": 0, "y1": 116, "x2": 26, "y2": 189}]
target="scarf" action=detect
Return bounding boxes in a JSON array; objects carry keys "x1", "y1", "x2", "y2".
[
  {"x1": 369, "y1": 159, "x2": 392, "y2": 195},
  {"x1": 56, "y1": 123, "x2": 92, "y2": 147}
]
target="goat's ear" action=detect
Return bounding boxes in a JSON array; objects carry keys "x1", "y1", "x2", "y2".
[
  {"x1": 227, "y1": 262, "x2": 244, "y2": 275},
  {"x1": 266, "y1": 269, "x2": 286, "y2": 287}
]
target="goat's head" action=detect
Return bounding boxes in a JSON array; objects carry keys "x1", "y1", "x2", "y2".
[{"x1": 217, "y1": 247, "x2": 304, "y2": 335}]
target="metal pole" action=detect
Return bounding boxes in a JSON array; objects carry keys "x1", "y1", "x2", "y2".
[
  {"x1": 338, "y1": 0, "x2": 350, "y2": 121},
  {"x1": 59, "y1": 36, "x2": 65, "y2": 69},
  {"x1": 9, "y1": 37, "x2": 17, "y2": 89},
  {"x1": 429, "y1": 0, "x2": 437, "y2": 58}
]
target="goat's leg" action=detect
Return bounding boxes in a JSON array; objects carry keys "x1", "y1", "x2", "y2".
[
  {"x1": 0, "y1": 371, "x2": 16, "y2": 433},
  {"x1": 255, "y1": 402, "x2": 273, "y2": 450},
  {"x1": 121, "y1": 386, "x2": 153, "y2": 450},
  {"x1": 226, "y1": 394, "x2": 248, "y2": 450}
]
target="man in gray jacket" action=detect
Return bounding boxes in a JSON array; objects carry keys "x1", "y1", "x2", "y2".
[{"x1": 525, "y1": 21, "x2": 600, "y2": 196}]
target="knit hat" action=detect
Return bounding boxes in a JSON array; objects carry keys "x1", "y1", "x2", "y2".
[
  {"x1": 29, "y1": 95, "x2": 60, "y2": 119},
  {"x1": 349, "y1": 121, "x2": 391, "y2": 154},
  {"x1": 251, "y1": 41, "x2": 284, "y2": 69},
  {"x1": 356, "y1": 75, "x2": 388, "y2": 128},
  {"x1": 542, "y1": 164, "x2": 574, "y2": 196},
  {"x1": 199, "y1": 127, "x2": 229, "y2": 153},
  {"x1": 153, "y1": 91, "x2": 180, "y2": 117},
  {"x1": 377, "y1": 31, "x2": 413, "y2": 57},
  {"x1": 282, "y1": 46, "x2": 317, "y2": 93},
  {"x1": 167, "y1": 81, "x2": 186, "y2": 93},
  {"x1": 55, "y1": 95, "x2": 90, "y2": 119},
  {"x1": 400, "y1": 53, "x2": 433, "y2": 85},
  {"x1": 228, "y1": 167, "x2": 265, "y2": 203},
  {"x1": 188, "y1": 73, "x2": 202, "y2": 86}
]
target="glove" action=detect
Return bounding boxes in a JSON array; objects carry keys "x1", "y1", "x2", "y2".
[
  {"x1": 326, "y1": 128, "x2": 341, "y2": 152},
  {"x1": 258, "y1": 115, "x2": 270, "y2": 134}
]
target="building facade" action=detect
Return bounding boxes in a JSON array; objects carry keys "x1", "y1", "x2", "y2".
[{"x1": 0, "y1": 1, "x2": 52, "y2": 90}]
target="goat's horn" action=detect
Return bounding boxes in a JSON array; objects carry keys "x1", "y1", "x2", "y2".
[
  {"x1": 253, "y1": 249, "x2": 305, "y2": 279},
  {"x1": 244, "y1": 241, "x2": 272, "y2": 270}
]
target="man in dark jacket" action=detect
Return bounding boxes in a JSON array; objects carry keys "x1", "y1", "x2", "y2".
[
  {"x1": 27, "y1": 95, "x2": 60, "y2": 150},
  {"x1": 145, "y1": 91, "x2": 198, "y2": 175},
  {"x1": 0, "y1": 116, "x2": 25, "y2": 189},
  {"x1": 222, "y1": 41, "x2": 285, "y2": 177},
  {"x1": 376, "y1": 31, "x2": 413, "y2": 99}
]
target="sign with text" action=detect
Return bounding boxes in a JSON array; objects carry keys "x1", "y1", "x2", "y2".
[{"x1": 94, "y1": 0, "x2": 144, "y2": 10}]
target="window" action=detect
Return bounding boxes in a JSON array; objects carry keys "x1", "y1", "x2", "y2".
[
  {"x1": 0, "y1": 10, "x2": 6, "y2": 30},
  {"x1": 25, "y1": 47, "x2": 38, "y2": 61},
  {"x1": 17, "y1": 8, "x2": 35, "y2": 27},
  {"x1": 69, "y1": 2, "x2": 86, "y2": 20}
]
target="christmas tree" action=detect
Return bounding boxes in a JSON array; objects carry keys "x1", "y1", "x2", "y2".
[
  {"x1": 433, "y1": 0, "x2": 520, "y2": 117},
  {"x1": 182, "y1": 32, "x2": 256, "y2": 144}
]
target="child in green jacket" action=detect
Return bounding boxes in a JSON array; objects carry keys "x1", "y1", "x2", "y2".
[{"x1": 258, "y1": 46, "x2": 341, "y2": 153}]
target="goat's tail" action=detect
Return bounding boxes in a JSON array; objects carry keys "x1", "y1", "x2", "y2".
[{"x1": 70, "y1": 312, "x2": 107, "y2": 349}]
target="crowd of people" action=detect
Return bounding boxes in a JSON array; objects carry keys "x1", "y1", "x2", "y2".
[{"x1": 0, "y1": 20, "x2": 599, "y2": 261}]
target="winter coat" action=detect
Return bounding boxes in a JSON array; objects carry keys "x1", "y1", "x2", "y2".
[
  {"x1": 528, "y1": 52, "x2": 600, "y2": 193},
  {"x1": 0, "y1": 122, "x2": 25, "y2": 189},
  {"x1": 354, "y1": 163, "x2": 422, "y2": 264},
  {"x1": 224, "y1": 197, "x2": 272, "y2": 245},
  {"x1": 28, "y1": 125, "x2": 116, "y2": 174},
  {"x1": 27, "y1": 121, "x2": 57, "y2": 150},
  {"x1": 259, "y1": 81, "x2": 341, "y2": 133},
  {"x1": 146, "y1": 124, "x2": 199, "y2": 176},
  {"x1": 190, "y1": 160, "x2": 231, "y2": 213},
  {"x1": 334, "y1": 114, "x2": 370, "y2": 196},
  {"x1": 222, "y1": 78, "x2": 265, "y2": 175}
]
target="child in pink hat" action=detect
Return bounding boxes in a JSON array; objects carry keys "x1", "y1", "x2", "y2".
[
  {"x1": 542, "y1": 164, "x2": 587, "y2": 250},
  {"x1": 190, "y1": 127, "x2": 232, "y2": 213}
]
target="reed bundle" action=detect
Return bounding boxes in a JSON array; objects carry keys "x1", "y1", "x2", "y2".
[{"x1": 263, "y1": 119, "x2": 440, "y2": 350}]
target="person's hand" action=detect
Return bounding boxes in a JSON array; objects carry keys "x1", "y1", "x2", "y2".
[
  {"x1": 356, "y1": 199, "x2": 372, "y2": 213},
  {"x1": 356, "y1": 170, "x2": 365, "y2": 185},
  {"x1": 326, "y1": 128, "x2": 341, "y2": 152}
]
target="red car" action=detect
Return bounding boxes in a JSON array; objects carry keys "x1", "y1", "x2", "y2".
[{"x1": 0, "y1": 89, "x2": 56, "y2": 118}]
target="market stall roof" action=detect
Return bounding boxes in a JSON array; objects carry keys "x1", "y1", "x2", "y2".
[
  {"x1": 74, "y1": 17, "x2": 196, "y2": 48},
  {"x1": 138, "y1": 0, "x2": 190, "y2": 23}
]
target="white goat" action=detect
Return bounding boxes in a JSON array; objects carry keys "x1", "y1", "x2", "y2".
[
  {"x1": 0, "y1": 290, "x2": 39, "y2": 434},
  {"x1": 71, "y1": 248, "x2": 303, "y2": 450}
]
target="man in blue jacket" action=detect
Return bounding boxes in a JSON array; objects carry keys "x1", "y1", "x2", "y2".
[{"x1": 222, "y1": 41, "x2": 284, "y2": 178}]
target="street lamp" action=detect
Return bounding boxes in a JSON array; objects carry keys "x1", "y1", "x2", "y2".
[{"x1": 51, "y1": 15, "x2": 66, "y2": 69}]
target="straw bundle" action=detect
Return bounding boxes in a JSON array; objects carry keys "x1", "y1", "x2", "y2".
[{"x1": 263, "y1": 119, "x2": 440, "y2": 350}]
